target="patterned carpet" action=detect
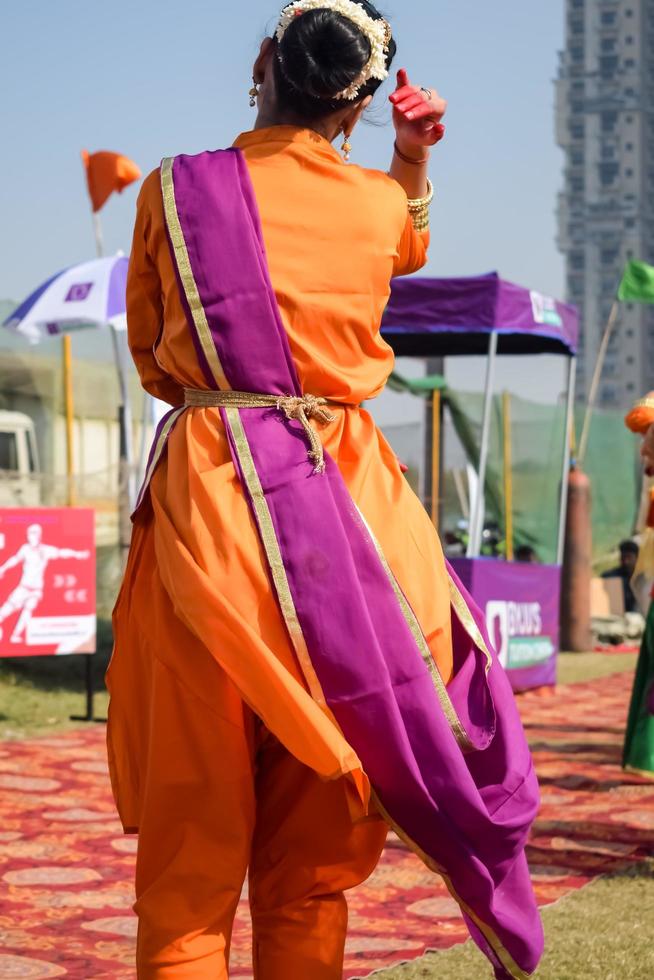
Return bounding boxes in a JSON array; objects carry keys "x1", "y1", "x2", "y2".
[{"x1": 1, "y1": 671, "x2": 653, "y2": 979}]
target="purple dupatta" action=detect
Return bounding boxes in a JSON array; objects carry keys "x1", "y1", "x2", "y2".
[{"x1": 139, "y1": 148, "x2": 543, "y2": 979}]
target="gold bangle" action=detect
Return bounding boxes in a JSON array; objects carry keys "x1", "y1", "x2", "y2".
[
  {"x1": 407, "y1": 178, "x2": 434, "y2": 211},
  {"x1": 410, "y1": 209, "x2": 430, "y2": 232},
  {"x1": 407, "y1": 179, "x2": 434, "y2": 231}
]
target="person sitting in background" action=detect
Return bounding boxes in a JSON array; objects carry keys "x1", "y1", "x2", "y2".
[
  {"x1": 515, "y1": 545, "x2": 538, "y2": 564},
  {"x1": 602, "y1": 540, "x2": 639, "y2": 613}
]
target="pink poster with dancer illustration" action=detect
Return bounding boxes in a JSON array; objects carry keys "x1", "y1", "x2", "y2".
[{"x1": 0, "y1": 508, "x2": 95, "y2": 657}]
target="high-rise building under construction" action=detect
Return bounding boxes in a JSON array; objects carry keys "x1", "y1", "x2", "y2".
[{"x1": 556, "y1": 0, "x2": 654, "y2": 407}]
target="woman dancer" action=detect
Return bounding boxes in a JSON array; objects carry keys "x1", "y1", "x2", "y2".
[{"x1": 107, "y1": 3, "x2": 542, "y2": 977}]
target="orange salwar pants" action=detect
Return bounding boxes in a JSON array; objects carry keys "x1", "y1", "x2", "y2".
[{"x1": 131, "y1": 651, "x2": 387, "y2": 979}]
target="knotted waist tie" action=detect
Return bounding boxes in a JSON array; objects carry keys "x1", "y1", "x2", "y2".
[{"x1": 184, "y1": 388, "x2": 343, "y2": 474}]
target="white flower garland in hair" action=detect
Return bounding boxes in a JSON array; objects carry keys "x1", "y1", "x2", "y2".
[{"x1": 276, "y1": 0, "x2": 391, "y2": 101}]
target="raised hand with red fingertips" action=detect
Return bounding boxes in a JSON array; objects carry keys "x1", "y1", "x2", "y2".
[
  {"x1": 388, "y1": 69, "x2": 445, "y2": 201},
  {"x1": 390, "y1": 68, "x2": 447, "y2": 153}
]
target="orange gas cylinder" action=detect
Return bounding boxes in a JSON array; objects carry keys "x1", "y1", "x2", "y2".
[{"x1": 560, "y1": 465, "x2": 592, "y2": 652}]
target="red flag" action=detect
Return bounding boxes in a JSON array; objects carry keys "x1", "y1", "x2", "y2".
[{"x1": 81, "y1": 150, "x2": 141, "y2": 213}]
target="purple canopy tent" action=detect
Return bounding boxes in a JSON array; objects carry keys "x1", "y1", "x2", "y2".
[{"x1": 381, "y1": 272, "x2": 579, "y2": 562}]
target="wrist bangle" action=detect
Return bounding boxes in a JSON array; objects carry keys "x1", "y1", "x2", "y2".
[
  {"x1": 407, "y1": 178, "x2": 434, "y2": 232},
  {"x1": 394, "y1": 140, "x2": 430, "y2": 165},
  {"x1": 407, "y1": 179, "x2": 434, "y2": 210},
  {"x1": 409, "y1": 209, "x2": 431, "y2": 232}
]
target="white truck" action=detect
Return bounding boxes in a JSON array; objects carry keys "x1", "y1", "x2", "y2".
[{"x1": 0, "y1": 411, "x2": 41, "y2": 507}]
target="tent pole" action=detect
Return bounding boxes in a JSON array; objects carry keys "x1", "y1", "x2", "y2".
[
  {"x1": 138, "y1": 394, "x2": 153, "y2": 484},
  {"x1": 431, "y1": 389, "x2": 441, "y2": 529},
  {"x1": 502, "y1": 390, "x2": 514, "y2": 560},
  {"x1": 422, "y1": 358, "x2": 443, "y2": 515},
  {"x1": 468, "y1": 331, "x2": 498, "y2": 557},
  {"x1": 557, "y1": 356, "x2": 577, "y2": 565},
  {"x1": 110, "y1": 324, "x2": 137, "y2": 507},
  {"x1": 63, "y1": 334, "x2": 76, "y2": 507}
]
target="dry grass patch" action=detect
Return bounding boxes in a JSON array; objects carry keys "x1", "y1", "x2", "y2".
[{"x1": 375, "y1": 862, "x2": 654, "y2": 979}]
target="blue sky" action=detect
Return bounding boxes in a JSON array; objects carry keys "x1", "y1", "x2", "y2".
[{"x1": 0, "y1": 0, "x2": 568, "y2": 401}]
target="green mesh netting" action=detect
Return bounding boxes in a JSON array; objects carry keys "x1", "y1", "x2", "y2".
[
  {"x1": 445, "y1": 391, "x2": 639, "y2": 565},
  {"x1": 389, "y1": 372, "x2": 640, "y2": 567}
]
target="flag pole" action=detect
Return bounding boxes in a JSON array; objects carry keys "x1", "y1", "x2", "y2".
[
  {"x1": 82, "y1": 150, "x2": 142, "y2": 552},
  {"x1": 578, "y1": 299, "x2": 619, "y2": 464},
  {"x1": 557, "y1": 357, "x2": 577, "y2": 566},
  {"x1": 92, "y1": 213, "x2": 105, "y2": 259},
  {"x1": 61, "y1": 178, "x2": 103, "y2": 509},
  {"x1": 88, "y1": 202, "x2": 136, "y2": 548}
]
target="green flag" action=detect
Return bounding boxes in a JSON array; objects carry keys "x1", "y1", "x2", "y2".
[{"x1": 617, "y1": 259, "x2": 654, "y2": 303}]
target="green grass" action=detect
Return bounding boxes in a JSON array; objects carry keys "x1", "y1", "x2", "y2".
[
  {"x1": 0, "y1": 619, "x2": 112, "y2": 739},
  {"x1": 376, "y1": 862, "x2": 654, "y2": 979},
  {"x1": 556, "y1": 650, "x2": 637, "y2": 686}
]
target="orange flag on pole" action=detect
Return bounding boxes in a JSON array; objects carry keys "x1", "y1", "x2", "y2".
[{"x1": 81, "y1": 150, "x2": 141, "y2": 212}]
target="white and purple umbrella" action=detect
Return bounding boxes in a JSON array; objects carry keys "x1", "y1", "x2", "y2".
[
  {"x1": 3, "y1": 255, "x2": 169, "y2": 505},
  {"x1": 3, "y1": 255, "x2": 128, "y2": 343},
  {"x1": 2, "y1": 255, "x2": 144, "y2": 503}
]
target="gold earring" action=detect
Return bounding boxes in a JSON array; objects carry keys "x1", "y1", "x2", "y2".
[
  {"x1": 341, "y1": 132, "x2": 352, "y2": 162},
  {"x1": 249, "y1": 78, "x2": 260, "y2": 108}
]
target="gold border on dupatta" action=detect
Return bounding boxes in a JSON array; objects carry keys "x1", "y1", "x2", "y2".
[
  {"x1": 223, "y1": 406, "x2": 327, "y2": 706},
  {"x1": 160, "y1": 157, "x2": 231, "y2": 391},
  {"x1": 356, "y1": 508, "x2": 473, "y2": 752},
  {"x1": 135, "y1": 407, "x2": 186, "y2": 510},
  {"x1": 448, "y1": 575, "x2": 493, "y2": 672}
]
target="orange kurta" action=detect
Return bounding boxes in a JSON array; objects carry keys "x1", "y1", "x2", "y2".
[{"x1": 108, "y1": 126, "x2": 452, "y2": 831}]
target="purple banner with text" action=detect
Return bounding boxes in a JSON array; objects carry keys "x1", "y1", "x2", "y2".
[{"x1": 450, "y1": 557, "x2": 560, "y2": 691}]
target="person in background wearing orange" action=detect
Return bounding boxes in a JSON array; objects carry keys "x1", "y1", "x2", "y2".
[{"x1": 106, "y1": 3, "x2": 542, "y2": 978}]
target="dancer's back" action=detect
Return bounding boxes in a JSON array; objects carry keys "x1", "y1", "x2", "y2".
[{"x1": 130, "y1": 124, "x2": 428, "y2": 406}]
